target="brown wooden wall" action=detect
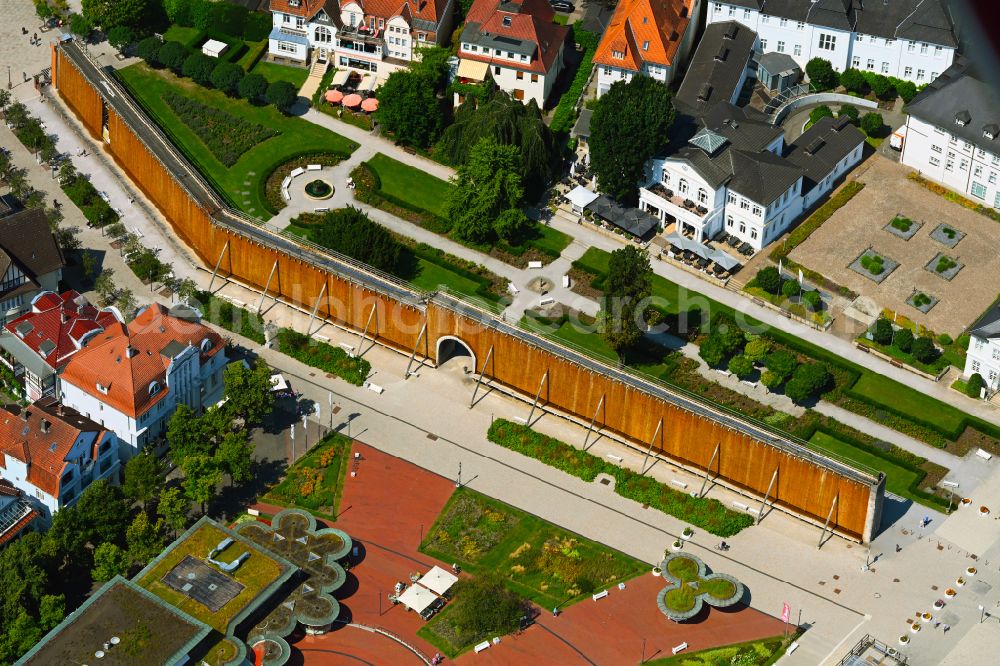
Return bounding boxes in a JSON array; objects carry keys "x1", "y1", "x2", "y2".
[
  {"x1": 52, "y1": 46, "x2": 103, "y2": 140},
  {"x1": 55, "y1": 47, "x2": 878, "y2": 541}
]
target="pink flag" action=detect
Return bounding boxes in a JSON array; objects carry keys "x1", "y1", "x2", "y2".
[{"x1": 781, "y1": 602, "x2": 790, "y2": 624}]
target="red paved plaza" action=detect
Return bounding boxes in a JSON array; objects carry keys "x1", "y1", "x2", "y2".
[{"x1": 260, "y1": 441, "x2": 786, "y2": 664}]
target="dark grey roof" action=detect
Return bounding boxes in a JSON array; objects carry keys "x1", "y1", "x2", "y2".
[
  {"x1": 675, "y1": 21, "x2": 756, "y2": 117},
  {"x1": 572, "y1": 108, "x2": 592, "y2": 139},
  {"x1": 701, "y1": 103, "x2": 783, "y2": 153},
  {"x1": 0, "y1": 194, "x2": 19, "y2": 219},
  {"x1": 970, "y1": 300, "x2": 1000, "y2": 339},
  {"x1": 785, "y1": 115, "x2": 865, "y2": 194},
  {"x1": 757, "y1": 51, "x2": 799, "y2": 77},
  {"x1": 803, "y1": 0, "x2": 855, "y2": 32},
  {"x1": 727, "y1": 148, "x2": 802, "y2": 205},
  {"x1": 586, "y1": 196, "x2": 659, "y2": 238},
  {"x1": 905, "y1": 57, "x2": 1000, "y2": 152},
  {"x1": 0, "y1": 208, "x2": 64, "y2": 283},
  {"x1": 460, "y1": 21, "x2": 535, "y2": 57},
  {"x1": 885, "y1": 0, "x2": 957, "y2": 47}
]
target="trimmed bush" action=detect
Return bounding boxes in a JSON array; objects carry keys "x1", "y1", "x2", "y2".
[
  {"x1": 276, "y1": 329, "x2": 371, "y2": 386},
  {"x1": 802, "y1": 290, "x2": 822, "y2": 311},
  {"x1": 839, "y1": 104, "x2": 860, "y2": 122},
  {"x1": 550, "y1": 27, "x2": 600, "y2": 134},
  {"x1": 805, "y1": 58, "x2": 837, "y2": 91},
  {"x1": 872, "y1": 317, "x2": 893, "y2": 345},
  {"x1": 765, "y1": 350, "x2": 797, "y2": 381},
  {"x1": 728, "y1": 355, "x2": 754, "y2": 379},
  {"x1": 809, "y1": 105, "x2": 834, "y2": 124},
  {"x1": 136, "y1": 36, "x2": 162, "y2": 63},
  {"x1": 744, "y1": 338, "x2": 772, "y2": 364},
  {"x1": 238, "y1": 72, "x2": 268, "y2": 102},
  {"x1": 182, "y1": 53, "x2": 217, "y2": 86},
  {"x1": 860, "y1": 112, "x2": 884, "y2": 137},
  {"x1": 756, "y1": 266, "x2": 781, "y2": 294},
  {"x1": 938, "y1": 333, "x2": 953, "y2": 346},
  {"x1": 781, "y1": 279, "x2": 799, "y2": 298},
  {"x1": 162, "y1": 91, "x2": 278, "y2": 166},
  {"x1": 157, "y1": 41, "x2": 190, "y2": 73},
  {"x1": 770, "y1": 181, "x2": 864, "y2": 262},
  {"x1": 893, "y1": 328, "x2": 914, "y2": 353},
  {"x1": 266, "y1": 80, "x2": 298, "y2": 113},
  {"x1": 839, "y1": 68, "x2": 867, "y2": 94},
  {"x1": 785, "y1": 362, "x2": 830, "y2": 403},
  {"x1": 210, "y1": 62, "x2": 244, "y2": 96},
  {"x1": 911, "y1": 336, "x2": 938, "y2": 363},
  {"x1": 967, "y1": 373, "x2": 985, "y2": 398}
]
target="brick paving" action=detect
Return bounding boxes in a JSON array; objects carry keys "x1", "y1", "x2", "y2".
[{"x1": 789, "y1": 155, "x2": 1000, "y2": 336}]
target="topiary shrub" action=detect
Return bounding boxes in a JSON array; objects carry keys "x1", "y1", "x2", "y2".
[
  {"x1": 136, "y1": 36, "x2": 162, "y2": 64},
  {"x1": 744, "y1": 338, "x2": 772, "y2": 364},
  {"x1": 728, "y1": 354, "x2": 754, "y2": 379},
  {"x1": 785, "y1": 362, "x2": 831, "y2": 403},
  {"x1": 893, "y1": 328, "x2": 914, "y2": 353},
  {"x1": 805, "y1": 58, "x2": 837, "y2": 91},
  {"x1": 266, "y1": 80, "x2": 298, "y2": 113},
  {"x1": 937, "y1": 333, "x2": 953, "y2": 346},
  {"x1": 765, "y1": 349, "x2": 797, "y2": 382},
  {"x1": 781, "y1": 279, "x2": 799, "y2": 298},
  {"x1": 967, "y1": 373, "x2": 985, "y2": 398},
  {"x1": 756, "y1": 266, "x2": 781, "y2": 294},
  {"x1": 157, "y1": 41, "x2": 189, "y2": 73},
  {"x1": 872, "y1": 317, "x2": 893, "y2": 345},
  {"x1": 809, "y1": 105, "x2": 834, "y2": 124},
  {"x1": 839, "y1": 104, "x2": 860, "y2": 122},
  {"x1": 861, "y1": 112, "x2": 884, "y2": 137},
  {"x1": 911, "y1": 336, "x2": 938, "y2": 363},
  {"x1": 183, "y1": 53, "x2": 217, "y2": 86},
  {"x1": 802, "y1": 290, "x2": 822, "y2": 311},
  {"x1": 839, "y1": 68, "x2": 867, "y2": 94},
  {"x1": 239, "y1": 72, "x2": 268, "y2": 102}
]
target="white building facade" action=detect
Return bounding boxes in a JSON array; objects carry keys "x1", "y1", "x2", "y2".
[{"x1": 707, "y1": 1, "x2": 957, "y2": 84}]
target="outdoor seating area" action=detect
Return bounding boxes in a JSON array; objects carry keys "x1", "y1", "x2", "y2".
[
  {"x1": 389, "y1": 564, "x2": 459, "y2": 621},
  {"x1": 659, "y1": 231, "x2": 742, "y2": 280},
  {"x1": 323, "y1": 69, "x2": 381, "y2": 114}
]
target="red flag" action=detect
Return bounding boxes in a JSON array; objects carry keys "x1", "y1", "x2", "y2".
[{"x1": 781, "y1": 602, "x2": 790, "y2": 624}]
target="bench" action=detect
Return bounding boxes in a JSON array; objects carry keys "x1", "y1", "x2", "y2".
[
  {"x1": 527, "y1": 261, "x2": 543, "y2": 269},
  {"x1": 562, "y1": 275, "x2": 570, "y2": 287},
  {"x1": 592, "y1": 590, "x2": 608, "y2": 601},
  {"x1": 281, "y1": 176, "x2": 292, "y2": 189},
  {"x1": 672, "y1": 642, "x2": 688, "y2": 655},
  {"x1": 941, "y1": 480, "x2": 959, "y2": 488},
  {"x1": 507, "y1": 282, "x2": 519, "y2": 295},
  {"x1": 312, "y1": 334, "x2": 330, "y2": 343},
  {"x1": 313, "y1": 207, "x2": 330, "y2": 213},
  {"x1": 289, "y1": 167, "x2": 306, "y2": 178},
  {"x1": 976, "y1": 448, "x2": 993, "y2": 461},
  {"x1": 366, "y1": 382, "x2": 384, "y2": 395},
  {"x1": 539, "y1": 297, "x2": 555, "y2": 306},
  {"x1": 404, "y1": 146, "x2": 417, "y2": 155},
  {"x1": 247, "y1": 508, "x2": 260, "y2": 516},
  {"x1": 606, "y1": 454, "x2": 623, "y2": 463},
  {"x1": 473, "y1": 641, "x2": 490, "y2": 654},
  {"x1": 306, "y1": 164, "x2": 322, "y2": 171},
  {"x1": 670, "y1": 479, "x2": 688, "y2": 489},
  {"x1": 339, "y1": 343, "x2": 355, "y2": 356},
  {"x1": 732, "y1": 501, "x2": 749, "y2": 510},
  {"x1": 282, "y1": 189, "x2": 291, "y2": 201},
  {"x1": 787, "y1": 642, "x2": 799, "y2": 654}
]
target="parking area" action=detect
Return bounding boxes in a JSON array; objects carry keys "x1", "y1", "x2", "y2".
[{"x1": 788, "y1": 155, "x2": 1000, "y2": 335}]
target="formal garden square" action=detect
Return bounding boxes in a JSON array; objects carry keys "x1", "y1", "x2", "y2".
[
  {"x1": 850, "y1": 248, "x2": 898, "y2": 283},
  {"x1": 883, "y1": 214, "x2": 923, "y2": 240},
  {"x1": 930, "y1": 223, "x2": 966, "y2": 248},
  {"x1": 906, "y1": 290, "x2": 939, "y2": 314},
  {"x1": 925, "y1": 253, "x2": 964, "y2": 281}
]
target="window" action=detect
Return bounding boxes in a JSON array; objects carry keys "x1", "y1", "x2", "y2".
[
  {"x1": 796, "y1": 21, "x2": 804, "y2": 30},
  {"x1": 870, "y1": 35, "x2": 876, "y2": 44},
  {"x1": 740, "y1": 198, "x2": 749, "y2": 210},
  {"x1": 494, "y1": 65, "x2": 500, "y2": 75},
  {"x1": 739, "y1": 222, "x2": 746, "y2": 234},
  {"x1": 935, "y1": 45, "x2": 943, "y2": 56},
  {"x1": 794, "y1": 44, "x2": 802, "y2": 56},
  {"x1": 743, "y1": 9, "x2": 750, "y2": 19},
  {"x1": 931, "y1": 145, "x2": 942, "y2": 153},
  {"x1": 960, "y1": 158, "x2": 969, "y2": 171},
  {"x1": 295, "y1": 17, "x2": 304, "y2": 29},
  {"x1": 761, "y1": 14, "x2": 769, "y2": 23},
  {"x1": 904, "y1": 66, "x2": 912, "y2": 78},
  {"x1": 662, "y1": 172, "x2": 671, "y2": 184},
  {"x1": 760, "y1": 39, "x2": 767, "y2": 51},
  {"x1": 679, "y1": 179, "x2": 689, "y2": 194},
  {"x1": 603, "y1": 66, "x2": 611, "y2": 75},
  {"x1": 996, "y1": 191, "x2": 1000, "y2": 208},
  {"x1": 974, "y1": 165, "x2": 984, "y2": 178},
  {"x1": 990, "y1": 172, "x2": 997, "y2": 185},
  {"x1": 752, "y1": 205, "x2": 761, "y2": 216},
  {"x1": 780, "y1": 18, "x2": 787, "y2": 28},
  {"x1": 920, "y1": 42, "x2": 928, "y2": 54},
  {"x1": 531, "y1": 73, "x2": 538, "y2": 82},
  {"x1": 994, "y1": 155, "x2": 1000, "y2": 166},
  {"x1": 726, "y1": 216, "x2": 734, "y2": 228},
  {"x1": 867, "y1": 59, "x2": 875, "y2": 70},
  {"x1": 277, "y1": 41, "x2": 297, "y2": 54},
  {"x1": 697, "y1": 189, "x2": 707, "y2": 204},
  {"x1": 852, "y1": 56, "x2": 860, "y2": 68},
  {"x1": 502, "y1": 16, "x2": 511, "y2": 27},
  {"x1": 945, "y1": 159, "x2": 954, "y2": 171},
  {"x1": 929, "y1": 156, "x2": 940, "y2": 166},
  {"x1": 506, "y1": 51, "x2": 514, "y2": 58},
  {"x1": 516, "y1": 71, "x2": 523, "y2": 80},
  {"x1": 818, "y1": 34, "x2": 836, "y2": 51},
  {"x1": 972, "y1": 182, "x2": 987, "y2": 199},
  {"x1": 885, "y1": 39, "x2": 894, "y2": 47},
  {"x1": 777, "y1": 41, "x2": 785, "y2": 53},
  {"x1": 881, "y1": 62, "x2": 889, "y2": 74},
  {"x1": 972, "y1": 360, "x2": 981, "y2": 373},
  {"x1": 917, "y1": 69, "x2": 925, "y2": 81},
  {"x1": 727, "y1": 191, "x2": 737, "y2": 205},
  {"x1": 855, "y1": 34, "x2": 862, "y2": 42},
  {"x1": 612, "y1": 50, "x2": 624, "y2": 59},
  {"x1": 751, "y1": 229, "x2": 758, "y2": 240},
  {"x1": 643, "y1": 40, "x2": 649, "y2": 51},
  {"x1": 728, "y1": 5, "x2": 735, "y2": 16},
  {"x1": 714, "y1": 2, "x2": 721, "y2": 12},
  {"x1": 907, "y1": 40, "x2": 915, "y2": 52},
  {"x1": 994, "y1": 347, "x2": 1000, "y2": 361}
]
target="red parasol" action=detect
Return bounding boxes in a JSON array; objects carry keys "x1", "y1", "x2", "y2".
[
  {"x1": 325, "y1": 89, "x2": 344, "y2": 103},
  {"x1": 361, "y1": 97, "x2": 379, "y2": 112},
  {"x1": 342, "y1": 93, "x2": 363, "y2": 108}
]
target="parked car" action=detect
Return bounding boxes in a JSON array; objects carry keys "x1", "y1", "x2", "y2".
[{"x1": 550, "y1": 1, "x2": 574, "y2": 12}]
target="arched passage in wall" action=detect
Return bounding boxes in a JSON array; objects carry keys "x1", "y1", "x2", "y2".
[{"x1": 436, "y1": 335, "x2": 476, "y2": 371}]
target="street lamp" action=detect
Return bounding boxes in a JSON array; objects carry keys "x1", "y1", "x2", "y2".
[
  {"x1": 6, "y1": 65, "x2": 10, "y2": 90},
  {"x1": 980, "y1": 604, "x2": 987, "y2": 623}
]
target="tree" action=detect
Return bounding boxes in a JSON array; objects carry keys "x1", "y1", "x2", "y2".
[
  {"x1": 183, "y1": 53, "x2": 216, "y2": 86},
  {"x1": 0, "y1": 89, "x2": 8, "y2": 111},
  {"x1": 215, "y1": 430, "x2": 255, "y2": 486},
  {"x1": 107, "y1": 26, "x2": 135, "y2": 52},
  {"x1": 860, "y1": 112, "x2": 883, "y2": 137},
  {"x1": 312, "y1": 206, "x2": 405, "y2": 274},
  {"x1": 809, "y1": 105, "x2": 834, "y2": 124},
  {"x1": 69, "y1": 13, "x2": 94, "y2": 38},
  {"x1": 157, "y1": 41, "x2": 189, "y2": 73},
  {"x1": 868, "y1": 74, "x2": 895, "y2": 100},
  {"x1": 728, "y1": 354, "x2": 754, "y2": 379},
  {"x1": 967, "y1": 373, "x2": 985, "y2": 398},
  {"x1": 123, "y1": 451, "x2": 165, "y2": 508},
  {"x1": 781, "y1": 278, "x2": 800, "y2": 298},
  {"x1": 37, "y1": 594, "x2": 65, "y2": 632},
  {"x1": 266, "y1": 81, "x2": 298, "y2": 113},
  {"x1": 838, "y1": 104, "x2": 860, "y2": 122},
  {"x1": 94, "y1": 268, "x2": 116, "y2": 304},
  {"x1": 447, "y1": 575, "x2": 526, "y2": 641},
  {"x1": 181, "y1": 455, "x2": 222, "y2": 514},
  {"x1": 590, "y1": 76, "x2": 675, "y2": 203},
  {"x1": 698, "y1": 335, "x2": 727, "y2": 368},
  {"x1": 158, "y1": 487, "x2": 190, "y2": 536},
  {"x1": 1, "y1": 611, "x2": 42, "y2": 663},
  {"x1": 872, "y1": 317, "x2": 893, "y2": 345},
  {"x1": 80, "y1": 249, "x2": 98, "y2": 281},
  {"x1": 211, "y1": 62, "x2": 244, "y2": 97},
  {"x1": 892, "y1": 327, "x2": 914, "y2": 353},
  {"x1": 911, "y1": 336, "x2": 938, "y2": 363},
  {"x1": 785, "y1": 362, "x2": 830, "y2": 403},
  {"x1": 744, "y1": 337, "x2": 772, "y2": 364},
  {"x1": 82, "y1": 0, "x2": 158, "y2": 32},
  {"x1": 126, "y1": 511, "x2": 165, "y2": 565},
  {"x1": 48, "y1": 480, "x2": 130, "y2": 565},
  {"x1": 494, "y1": 208, "x2": 533, "y2": 242},
  {"x1": 755, "y1": 266, "x2": 781, "y2": 294},
  {"x1": 175, "y1": 277, "x2": 199, "y2": 305},
  {"x1": 448, "y1": 138, "x2": 525, "y2": 244},
  {"x1": 802, "y1": 290, "x2": 822, "y2": 311},
  {"x1": 599, "y1": 246, "x2": 653, "y2": 360},
  {"x1": 92, "y1": 542, "x2": 129, "y2": 582},
  {"x1": 765, "y1": 349, "x2": 798, "y2": 382},
  {"x1": 116, "y1": 287, "x2": 137, "y2": 321},
  {"x1": 708, "y1": 312, "x2": 746, "y2": 357},
  {"x1": 376, "y1": 69, "x2": 444, "y2": 148},
  {"x1": 761, "y1": 370, "x2": 784, "y2": 389},
  {"x1": 238, "y1": 72, "x2": 268, "y2": 102},
  {"x1": 0, "y1": 532, "x2": 49, "y2": 635},
  {"x1": 34, "y1": 0, "x2": 52, "y2": 19},
  {"x1": 839, "y1": 68, "x2": 867, "y2": 93},
  {"x1": 222, "y1": 359, "x2": 274, "y2": 427},
  {"x1": 164, "y1": 0, "x2": 194, "y2": 26},
  {"x1": 167, "y1": 403, "x2": 210, "y2": 466},
  {"x1": 805, "y1": 58, "x2": 838, "y2": 91},
  {"x1": 136, "y1": 35, "x2": 162, "y2": 63},
  {"x1": 895, "y1": 80, "x2": 918, "y2": 103}
]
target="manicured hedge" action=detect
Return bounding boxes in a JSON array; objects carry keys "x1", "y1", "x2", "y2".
[
  {"x1": 487, "y1": 420, "x2": 755, "y2": 537},
  {"x1": 194, "y1": 290, "x2": 265, "y2": 343},
  {"x1": 163, "y1": 90, "x2": 278, "y2": 166},
  {"x1": 550, "y1": 26, "x2": 600, "y2": 135},
  {"x1": 276, "y1": 329, "x2": 371, "y2": 386}
]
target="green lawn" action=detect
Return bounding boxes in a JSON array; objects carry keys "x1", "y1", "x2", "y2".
[
  {"x1": 420, "y1": 488, "x2": 647, "y2": 610},
  {"x1": 529, "y1": 224, "x2": 573, "y2": 256},
  {"x1": 848, "y1": 372, "x2": 968, "y2": 436},
  {"x1": 115, "y1": 63, "x2": 357, "y2": 218},
  {"x1": 262, "y1": 432, "x2": 351, "y2": 519},
  {"x1": 646, "y1": 635, "x2": 791, "y2": 665},
  {"x1": 854, "y1": 336, "x2": 949, "y2": 375},
  {"x1": 250, "y1": 60, "x2": 310, "y2": 89},
  {"x1": 808, "y1": 431, "x2": 932, "y2": 505},
  {"x1": 575, "y1": 247, "x2": 690, "y2": 314},
  {"x1": 367, "y1": 152, "x2": 454, "y2": 219},
  {"x1": 163, "y1": 25, "x2": 202, "y2": 45}
]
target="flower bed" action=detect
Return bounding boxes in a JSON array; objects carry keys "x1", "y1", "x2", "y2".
[
  {"x1": 656, "y1": 553, "x2": 744, "y2": 621},
  {"x1": 850, "y1": 249, "x2": 898, "y2": 283},
  {"x1": 163, "y1": 91, "x2": 277, "y2": 166},
  {"x1": 930, "y1": 222, "x2": 965, "y2": 248},
  {"x1": 884, "y1": 215, "x2": 922, "y2": 240},
  {"x1": 275, "y1": 328, "x2": 370, "y2": 386}
]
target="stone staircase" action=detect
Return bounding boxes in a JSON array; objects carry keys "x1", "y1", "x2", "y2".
[{"x1": 298, "y1": 53, "x2": 329, "y2": 102}]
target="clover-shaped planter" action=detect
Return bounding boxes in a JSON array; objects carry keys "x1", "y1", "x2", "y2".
[{"x1": 656, "y1": 553, "x2": 744, "y2": 622}]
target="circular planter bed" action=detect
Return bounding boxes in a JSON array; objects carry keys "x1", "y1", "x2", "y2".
[
  {"x1": 945, "y1": 588, "x2": 957, "y2": 598},
  {"x1": 961, "y1": 498, "x2": 973, "y2": 506},
  {"x1": 956, "y1": 577, "x2": 966, "y2": 587},
  {"x1": 652, "y1": 567, "x2": 662, "y2": 577},
  {"x1": 304, "y1": 179, "x2": 334, "y2": 200},
  {"x1": 933, "y1": 599, "x2": 945, "y2": 610},
  {"x1": 980, "y1": 506, "x2": 990, "y2": 516},
  {"x1": 656, "y1": 553, "x2": 745, "y2": 622},
  {"x1": 967, "y1": 567, "x2": 977, "y2": 576},
  {"x1": 910, "y1": 622, "x2": 921, "y2": 633},
  {"x1": 898, "y1": 635, "x2": 910, "y2": 646}
]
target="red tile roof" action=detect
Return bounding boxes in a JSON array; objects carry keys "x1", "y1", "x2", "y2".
[
  {"x1": 460, "y1": 0, "x2": 569, "y2": 75},
  {"x1": 593, "y1": 0, "x2": 694, "y2": 72},
  {"x1": 0, "y1": 398, "x2": 107, "y2": 497},
  {"x1": 270, "y1": 0, "x2": 328, "y2": 18},
  {"x1": 59, "y1": 305, "x2": 224, "y2": 420},
  {"x1": 341, "y1": 0, "x2": 450, "y2": 27},
  {"x1": 4, "y1": 291, "x2": 123, "y2": 372}
]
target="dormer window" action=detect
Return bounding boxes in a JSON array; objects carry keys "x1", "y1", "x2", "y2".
[
  {"x1": 642, "y1": 41, "x2": 649, "y2": 51},
  {"x1": 200, "y1": 338, "x2": 214, "y2": 353},
  {"x1": 612, "y1": 50, "x2": 624, "y2": 59},
  {"x1": 96, "y1": 383, "x2": 109, "y2": 395},
  {"x1": 955, "y1": 110, "x2": 971, "y2": 126},
  {"x1": 148, "y1": 381, "x2": 161, "y2": 397},
  {"x1": 502, "y1": 16, "x2": 511, "y2": 27},
  {"x1": 984, "y1": 124, "x2": 998, "y2": 141}
]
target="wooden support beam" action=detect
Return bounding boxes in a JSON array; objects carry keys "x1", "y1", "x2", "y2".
[
  {"x1": 640, "y1": 418, "x2": 663, "y2": 474},
  {"x1": 526, "y1": 370, "x2": 549, "y2": 426},
  {"x1": 404, "y1": 321, "x2": 428, "y2": 378},
  {"x1": 698, "y1": 443, "x2": 721, "y2": 498},
  {"x1": 207, "y1": 240, "x2": 230, "y2": 292},
  {"x1": 358, "y1": 303, "x2": 378, "y2": 356},
  {"x1": 817, "y1": 494, "x2": 840, "y2": 550},
  {"x1": 469, "y1": 344, "x2": 495, "y2": 408},
  {"x1": 582, "y1": 394, "x2": 606, "y2": 450},
  {"x1": 306, "y1": 282, "x2": 327, "y2": 336},
  {"x1": 256, "y1": 259, "x2": 280, "y2": 314},
  {"x1": 757, "y1": 467, "x2": 779, "y2": 524}
]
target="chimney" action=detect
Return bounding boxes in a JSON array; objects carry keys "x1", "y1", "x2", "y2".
[
  {"x1": 57, "y1": 403, "x2": 64, "y2": 416},
  {"x1": 20, "y1": 408, "x2": 30, "y2": 422},
  {"x1": 40, "y1": 419, "x2": 50, "y2": 434},
  {"x1": 61, "y1": 309, "x2": 71, "y2": 323},
  {"x1": 125, "y1": 345, "x2": 139, "y2": 358}
]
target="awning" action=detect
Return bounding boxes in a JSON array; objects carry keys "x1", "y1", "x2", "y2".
[
  {"x1": 565, "y1": 185, "x2": 599, "y2": 210},
  {"x1": 358, "y1": 75, "x2": 377, "y2": 93},
  {"x1": 373, "y1": 73, "x2": 389, "y2": 90},
  {"x1": 663, "y1": 232, "x2": 741, "y2": 270},
  {"x1": 419, "y1": 566, "x2": 458, "y2": 596},
  {"x1": 398, "y1": 584, "x2": 437, "y2": 613},
  {"x1": 331, "y1": 70, "x2": 351, "y2": 87},
  {"x1": 325, "y1": 90, "x2": 343, "y2": 103},
  {"x1": 587, "y1": 196, "x2": 659, "y2": 238},
  {"x1": 456, "y1": 58, "x2": 489, "y2": 82},
  {"x1": 269, "y1": 373, "x2": 290, "y2": 392}
]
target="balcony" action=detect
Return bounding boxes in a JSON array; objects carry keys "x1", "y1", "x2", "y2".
[
  {"x1": 645, "y1": 183, "x2": 710, "y2": 218},
  {"x1": 336, "y1": 25, "x2": 387, "y2": 55}
]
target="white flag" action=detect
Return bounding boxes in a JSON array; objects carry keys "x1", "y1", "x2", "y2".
[
  {"x1": 290, "y1": 423, "x2": 295, "y2": 440},
  {"x1": 328, "y1": 391, "x2": 333, "y2": 406},
  {"x1": 798, "y1": 269, "x2": 804, "y2": 286},
  {"x1": 778, "y1": 259, "x2": 783, "y2": 276}
]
